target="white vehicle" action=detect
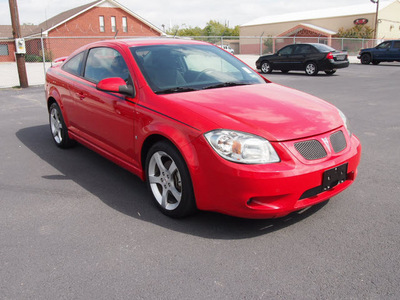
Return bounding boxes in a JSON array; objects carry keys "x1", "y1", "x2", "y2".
[{"x1": 218, "y1": 44, "x2": 234, "y2": 54}]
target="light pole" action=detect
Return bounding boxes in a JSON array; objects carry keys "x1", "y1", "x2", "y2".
[{"x1": 370, "y1": 0, "x2": 379, "y2": 40}]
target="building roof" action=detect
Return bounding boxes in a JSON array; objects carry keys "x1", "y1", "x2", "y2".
[
  {"x1": 278, "y1": 23, "x2": 337, "y2": 37},
  {"x1": 1, "y1": 0, "x2": 163, "y2": 38},
  {"x1": 299, "y1": 23, "x2": 336, "y2": 35},
  {"x1": 31, "y1": 0, "x2": 163, "y2": 36},
  {"x1": 242, "y1": 1, "x2": 393, "y2": 27},
  {"x1": 34, "y1": 0, "x2": 100, "y2": 35},
  {"x1": 0, "y1": 24, "x2": 38, "y2": 39}
]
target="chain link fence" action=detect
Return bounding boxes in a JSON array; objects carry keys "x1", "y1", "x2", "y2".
[
  {"x1": 1, "y1": 35, "x2": 381, "y2": 62},
  {"x1": 187, "y1": 36, "x2": 379, "y2": 56}
]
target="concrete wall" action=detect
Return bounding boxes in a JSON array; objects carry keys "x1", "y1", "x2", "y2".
[{"x1": 378, "y1": 1, "x2": 400, "y2": 39}]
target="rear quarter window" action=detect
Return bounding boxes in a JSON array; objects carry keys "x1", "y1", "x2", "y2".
[{"x1": 62, "y1": 52, "x2": 84, "y2": 76}]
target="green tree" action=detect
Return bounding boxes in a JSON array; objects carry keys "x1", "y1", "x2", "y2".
[
  {"x1": 166, "y1": 20, "x2": 239, "y2": 37},
  {"x1": 166, "y1": 24, "x2": 203, "y2": 36},
  {"x1": 336, "y1": 25, "x2": 374, "y2": 39}
]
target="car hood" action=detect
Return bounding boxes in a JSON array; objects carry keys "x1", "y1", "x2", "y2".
[
  {"x1": 161, "y1": 83, "x2": 342, "y2": 142},
  {"x1": 257, "y1": 54, "x2": 276, "y2": 61},
  {"x1": 360, "y1": 47, "x2": 374, "y2": 52}
]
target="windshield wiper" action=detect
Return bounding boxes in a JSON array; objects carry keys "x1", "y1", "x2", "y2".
[
  {"x1": 202, "y1": 82, "x2": 249, "y2": 90},
  {"x1": 155, "y1": 87, "x2": 197, "y2": 94}
]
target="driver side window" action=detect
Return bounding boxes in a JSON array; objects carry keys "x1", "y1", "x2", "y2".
[
  {"x1": 279, "y1": 46, "x2": 293, "y2": 55},
  {"x1": 84, "y1": 47, "x2": 131, "y2": 83},
  {"x1": 377, "y1": 42, "x2": 390, "y2": 49}
]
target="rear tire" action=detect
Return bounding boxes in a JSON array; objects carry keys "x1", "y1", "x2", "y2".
[
  {"x1": 49, "y1": 102, "x2": 75, "y2": 148},
  {"x1": 325, "y1": 70, "x2": 336, "y2": 75},
  {"x1": 145, "y1": 141, "x2": 196, "y2": 218},
  {"x1": 305, "y1": 62, "x2": 318, "y2": 76}
]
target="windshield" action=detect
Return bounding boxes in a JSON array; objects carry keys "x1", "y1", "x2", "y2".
[{"x1": 130, "y1": 44, "x2": 265, "y2": 94}]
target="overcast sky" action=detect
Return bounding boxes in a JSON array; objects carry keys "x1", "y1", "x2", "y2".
[{"x1": 0, "y1": 0, "x2": 377, "y2": 29}]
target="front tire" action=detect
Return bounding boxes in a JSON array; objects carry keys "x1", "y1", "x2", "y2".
[
  {"x1": 260, "y1": 61, "x2": 272, "y2": 74},
  {"x1": 305, "y1": 62, "x2": 318, "y2": 76},
  {"x1": 145, "y1": 141, "x2": 196, "y2": 218},
  {"x1": 361, "y1": 53, "x2": 371, "y2": 65},
  {"x1": 49, "y1": 102, "x2": 74, "y2": 148}
]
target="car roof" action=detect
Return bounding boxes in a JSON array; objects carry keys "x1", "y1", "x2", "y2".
[
  {"x1": 62, "y1": 38, "x2": 214, "y2": 64},
  {"x1": 94, "y1": 38, "x2": 210, "y2": 48}
]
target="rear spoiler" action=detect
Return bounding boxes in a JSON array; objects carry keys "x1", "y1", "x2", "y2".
[{"x1": 52, "y1": 56, "x2": 68, "y2": 66}]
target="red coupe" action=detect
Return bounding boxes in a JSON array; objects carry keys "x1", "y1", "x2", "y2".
[{"x1": 46, "y1": 39, "x2": 361, "y2": 219}]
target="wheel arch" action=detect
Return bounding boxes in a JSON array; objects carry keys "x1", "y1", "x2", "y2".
[
  {"x1": 140, "y1": 130, "x2": 200, "y2": 184},
  {"x1": 47, "y1": 96, "x2": 57, "y2": 111},
  {"x1": 46, "y1": 88, "x2": 71, "y2": 127},
  {"x1": 261, "y1": 59, "x2": 272, "y2": 67},
  {"x1": 47, "y1": 87, "x2": 61, "y2": 111},
  {"x1": 304, "y1": 60, "x2": 318, "y2": 67}
]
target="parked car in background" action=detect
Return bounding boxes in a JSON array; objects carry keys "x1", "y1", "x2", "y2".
[
  {"x1": 218, "y1": 44, "x2": 235, "y2": 54},
  {"x1": 256, "y1": 43, "x2": 349, "y2": 76},
  {"x1": 357, "y1": 40, "x2": 400, "y2": 65},
  {"x1": 217, "y1": 45, "x2": 235, "y2": 54},
  {"x1": 46, "y1": 38, "x2": 361, "y2": 219}
]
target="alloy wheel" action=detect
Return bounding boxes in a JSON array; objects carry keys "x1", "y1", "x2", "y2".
[
  {"x1": 305, "y1": 63, "x2": 317, "y2": 76},
  {"x1": 50, "y1": 107, "x2": 63, "y2": 144},
  {"x1": 148, "y1": 151, "x2": 182, "y2": 211}
]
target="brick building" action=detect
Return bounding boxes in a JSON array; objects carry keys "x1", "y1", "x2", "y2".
[{"x1": 0, "y1": 0, "x2": 163, "y2": 62}]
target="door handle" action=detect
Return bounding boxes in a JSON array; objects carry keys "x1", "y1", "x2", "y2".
[{"x1": 77, "y1": 92, "x2": 86, "y2": 100}]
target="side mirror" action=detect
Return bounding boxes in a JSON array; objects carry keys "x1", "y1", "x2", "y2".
[{"x1": 96, "y1": 77, "x2": 135, "y2": 97}]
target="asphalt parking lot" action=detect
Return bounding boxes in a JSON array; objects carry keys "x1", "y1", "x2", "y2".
[{"x1": 1, "y1": 63, "x2": 399, "y2": 299}]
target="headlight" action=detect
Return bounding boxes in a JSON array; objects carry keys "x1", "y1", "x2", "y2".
[
  {"x1": 204, "y1": 130, "x2": 280, "y2": 164},
  {"x1": 338, "y1": 109, "x2": 351, "y2": 137}
]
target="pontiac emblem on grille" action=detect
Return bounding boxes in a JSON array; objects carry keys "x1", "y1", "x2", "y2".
[{"x1": 322, "y1": 137, "x2": 330, "y2": 149}]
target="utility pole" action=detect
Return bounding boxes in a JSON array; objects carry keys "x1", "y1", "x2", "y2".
[
  {"x1": 9, "y1": 0, "x2": 29, "y2": 88},
  {"x1": 371, "y1": 0, "x2": 380, "y2": 40}
]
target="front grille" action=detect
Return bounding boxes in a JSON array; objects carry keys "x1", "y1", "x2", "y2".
[
  {"x1": 330, "y1": 130, "x2": 347, "y2": 153},
  {"x1": 294, "y1": 140, "x2": 327, "y2": 160}
]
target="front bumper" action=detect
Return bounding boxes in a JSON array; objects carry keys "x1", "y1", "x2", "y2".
[{"x1": 189, "y1": 127, "x2": 361, "y2": 219}]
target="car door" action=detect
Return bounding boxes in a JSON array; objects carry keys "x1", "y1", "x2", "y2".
[
  {"x1": 57, "y1": 51, "x2": 86, "y2": 130},
  {"x1": 73, "y1": 46, "x2": 137, "y2": 165},
  {"x1": 388, "y1": 41, "x2": 400, "y2": 60},
  {"x1": 273, "y1": 45, "x2": 295, "y2": 70},
  {"x1": 290, "y1": 45, "x2": 313, "y2": 70},
  {"x1": 373, "y1": 41, "x2": 392, "y2": 60}
]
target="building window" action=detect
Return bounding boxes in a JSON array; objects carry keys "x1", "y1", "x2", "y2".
[
  {"x1": 111, "y1": 16, "x2": 116, "y2": 32},
  {"x1": 0, "y1": 44, "x2": 9, "y2": 56},
  {"x1": 99, "y1": 16, "x2": 105, "y2": 32},
  {"x1": 122, "y1": 17, "x2": 127, "y2": 32}
]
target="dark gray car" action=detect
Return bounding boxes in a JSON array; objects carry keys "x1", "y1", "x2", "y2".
[{"x1": 256, "y1": 43, "x2": 349, "y2": 76}]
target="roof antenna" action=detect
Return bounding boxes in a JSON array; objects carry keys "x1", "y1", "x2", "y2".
[{"x1": 114, "y1": 29, "x2": 119, "y2": 39}]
